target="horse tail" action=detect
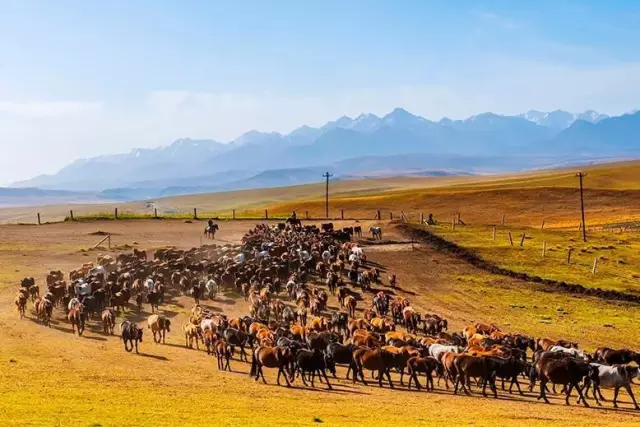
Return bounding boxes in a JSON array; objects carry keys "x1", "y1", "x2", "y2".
[{"x1": 249, "y1": 348, "x2": 258, "y2": 377}]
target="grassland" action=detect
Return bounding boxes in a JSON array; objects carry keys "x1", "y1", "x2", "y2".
[
  {"x1": 429, "y1": 224, "x2": 640, "y2": 295},
  {"x1": 1, "y1": 221, "x2": 640, "y2": 427},
  {"x1": 1, "y1": 161, "x2": 640, "y2": 426}
]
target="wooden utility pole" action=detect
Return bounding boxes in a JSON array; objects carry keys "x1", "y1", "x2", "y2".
[
  {"x1": 323, "y1": 172, "x2": 333, "y2": 219},
  {"x1": 576, "y1": 172, "x2": 587, "y2": 242}
]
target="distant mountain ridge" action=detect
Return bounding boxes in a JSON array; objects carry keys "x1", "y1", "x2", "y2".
[{"x1": 10, "y1": 108, "x2": 640, "y2": 200}]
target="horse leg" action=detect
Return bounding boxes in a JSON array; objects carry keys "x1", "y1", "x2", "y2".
[
  {"x1": 538, "y1": 376, "x2": 550, "y2": 403},
  {"x1": 135, "y1": 340, "x2": 139, "y2": 354},
  {"x1": 565, "y1": 383, "x2": 574, "y2": 405},
  {"x1": 259, "y1": 365, "x2": 267, "y2": 384},
  {"x1": 575, "y1": 383, "x2": 589, "y2": 408},
  {"x1": 322, "y1": 369, "x2": 332, "y2": 390},
  {"x1": 624, "y1": 384, "x2": 639, "y2": 410},
  {"x1": 612, "y1": 386, "x2": 620, "y2": 408}
]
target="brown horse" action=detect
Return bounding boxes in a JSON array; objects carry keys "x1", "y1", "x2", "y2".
[
  {"x1": 250, "y1": 346, "x2": 293, "y2": 386},
  {"x1": 536, "y1": 355, "x2": 592, "y2": 406},
  {"x1": 453, "y1": 355, "x2": 499, "y2": 398},
  {"x1": 406, "y1": 356, "x2": 442, "y2": 391},
  {"x1": 215, "y1": 338, "x2": 232, "y2": 371},
  {"x1": 68, "y1": 303, "x2": 86, "y2": 336},
  {"x1": 352, "y1": 347, "x2": 395, "y2": 388},
  {"x1": 15, "y1": 293, "x2": 27, "y2": 319},
  {"x1": 344, "y1": 296, "x2": 357, "y2": 318}
]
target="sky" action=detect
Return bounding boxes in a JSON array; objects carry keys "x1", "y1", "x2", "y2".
[{"x1": 1, "y1": 0, "x2": 640, "y2": 184}]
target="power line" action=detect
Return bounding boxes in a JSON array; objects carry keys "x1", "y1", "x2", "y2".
[
  {"x1": 576, "y1": 172, "x2": 587, "y2": 242},
  {"x1": 322, "y1": 172, "x2": 333, "y2": 219}
]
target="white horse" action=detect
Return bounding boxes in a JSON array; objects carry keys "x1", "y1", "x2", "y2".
[
  {"x1": 549, "y1": 345, "x2": 591, "y2": 361},
  {"x1": 581, "y1": 363, "x2": 640, "y2": 408},
  {"x1": 205, "y1": 279, "x2": 218, "y2": 300},
  {"x1": 369, "y1": 226, "x2": 382, "y2": 240},
  {"x1": 429, "y1": 344, "x2": 461, "y2": 362}
]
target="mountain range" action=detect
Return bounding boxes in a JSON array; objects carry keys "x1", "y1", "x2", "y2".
[{"x1": 8, "y1": 108, "x2": 639, "y2": 202}]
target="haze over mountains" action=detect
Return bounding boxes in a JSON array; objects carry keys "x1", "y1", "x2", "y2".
[{"x1": 8, "y1": 108, "x2": 640, "y2": 203}]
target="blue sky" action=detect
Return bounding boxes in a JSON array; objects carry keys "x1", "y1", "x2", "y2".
[{"x1": 1, "y1": 1, "x2": 640, "y2": 183}]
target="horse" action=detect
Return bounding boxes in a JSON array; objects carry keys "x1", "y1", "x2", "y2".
[
  {"x1": 249, "y1": 346, "x2": 294, "y2": 386},
  {"x1": 204, "y1": 223, "x2": 220, "y2": 239},
  {"x1": 369, "y1": 226, "x2": 382, "y2": 240},
  {"x1": 120, "y1": 321, "x2": 143, "y2": 354},
  {"x1": 68, "y1": 303, "x2": 86, "y2": 336},
  {"x1": 101, "y1": 308, "x2": 116, "y2": 335}
]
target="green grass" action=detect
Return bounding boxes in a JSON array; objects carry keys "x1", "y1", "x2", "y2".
[{"x1": 430, "y1": 224, "x2": 640, "y2": 294}]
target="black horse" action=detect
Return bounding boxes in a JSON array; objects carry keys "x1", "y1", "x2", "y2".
[
  {"x1": 204, "y1": 222, "x2": 219, "y2": 239},
  {"x1": 120, "y1": 321, "x2": 143, "y2": 354}
]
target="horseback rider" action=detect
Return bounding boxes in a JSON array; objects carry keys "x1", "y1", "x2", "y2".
[
  {"x1": 291, "y1": 211, "x2": 297, "y2": 220},
  {"x1": 207, "y1": 219, "x2": 213, "y2": 228}
]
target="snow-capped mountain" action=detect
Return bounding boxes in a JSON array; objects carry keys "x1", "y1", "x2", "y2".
[
  {"x1": 12, "y1": 108, "x2": 639, "y2": 193},
  {"x1": 518, "y1": 109, "x2": 609, "y2": 132}
]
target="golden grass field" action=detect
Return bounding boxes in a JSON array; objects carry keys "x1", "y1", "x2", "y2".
[{"x1": 1, "y1": 161, "x2": 640, "y2": 426}]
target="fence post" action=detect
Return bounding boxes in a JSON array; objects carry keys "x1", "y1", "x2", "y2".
[
  {"x1": 108, "y1": 235, "x2": 111, "y2": 250},
  {"x1": 305, "y1": 210, "x2": 309, "y2": 220},
  {"x1": 154, "y1": 208, "x2": 158, "y2": 219},
  {"x1": 265, "y1": 209, "x2": 268, "y2": 219},
  {"x1": 114, "y1": 208, "x2": 118, "y2": 219},
  {"x1": 501, "y1": 214, "x2": 506, "y2": 226},
  {"x1": 232, "y1": 209, "x2": 236, "y2": 220},
  {"x1": 37, "y1": 213, "x2": 41, "y2": 225},
  {"x1": 508, "y1": 232, "x2": 513, "y2": 246},
  {"x1": 420, "y1": 212, "x2": 424, "y2": 224},
  {"x1": 520, "y1": 233, "x2": 526, "y2": 247},
  {"x1": 542, "y1": 241, "x2": 547, "y2": 258},
  {"x1": 390, "y1": 212, "x2": 393, "y2": 220},
  {"x1": 451, "y1": 217, "x2": 456, "y2": 230},
  {"x1": 341, "y1": 209, "x2": 344, "y2": 220},
  {"x1": 69, "y1": 210, "x2": 74, "y2": 221},
  {"x1": 377, "y1": 210, "x2": 381, "y2": 220},
  {"x1": 492, "y1": 227, "x2": 496, "y2": 241},
  {"x1": 567, "y1": 248, "x2": 573, "y2": 264},
  {"x1": 592, "y1": 257, "x2": 598, "y2": 274},
  {"x1": 193, "y1": 208, "x2": 198, "y2": 220},
  {"x1": 540, "y1": 219, "x2": 545, "y2": 230}
]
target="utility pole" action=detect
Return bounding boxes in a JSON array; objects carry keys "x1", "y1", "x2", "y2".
[
  {"x1": 323, "y1": 172, "x2": 333, "y2": 219},
  {"x1": 576, "y1": 172, "x2": 587, "y2": 242}
]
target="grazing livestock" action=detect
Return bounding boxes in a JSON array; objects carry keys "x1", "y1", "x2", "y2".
[
  {"x1": 454, "y1": 355, "x2": 499, "y2": 398},
  {"x1": 294, "y1": 348, "x2": 332, "y2": 390},
  {"x1": 183, "y1": 323, "x2": 202, "y2": 350},
  {"x1": 147, "y1": 314, "x2": 171, "y2": 343},
  {"x1": 596, "y1": 347, "x2": 640, "y2": 365},
  {"x1": 582, "y1": 364, "x2": 640, "y2": 409},
  {"x1": 215, "y1": 338, "x2": 233, "y2": 371},
  {"x1": 68, "y1": 303, "x2": 86, "y2": 336},
  {"x1": 250, "y1": 346, "x2": 293, "y2": 386},
  {"x1": 536, "y1": 355, "x2": 592, "y2": 406},
  {"x1": 406, "y1": 356, "x2": 443, "y2": 391},
  {"x1": 352, "y1": 347, "x2": 395, "y2": 388},
  {"x1": 344, "y1": 295, "x2": 357, "y2": 318},
  {"x1": 120, "y1": 321, "x2": 143, "y2": 354},
  {"x1": 101, "y1": 308, "x2": 116, "y2": 335},
  {"x1": 14, "y1": 293, "x2": 27, "y2": 318}
]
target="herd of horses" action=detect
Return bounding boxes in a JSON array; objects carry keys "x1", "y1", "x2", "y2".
[{"x1": 13, "y1": 221, "x2": 640, "y2": 410}]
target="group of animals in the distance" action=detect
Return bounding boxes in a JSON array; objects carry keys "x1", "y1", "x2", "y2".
[{"x1": 13, "y1": 221, "x2": 640, "y2": 410}]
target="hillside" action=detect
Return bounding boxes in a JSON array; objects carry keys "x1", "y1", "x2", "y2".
[
  {"x1": 12, "y1": 109, "x2": 640, "y2": 195},
  {"x1": 1, "y1": 160, "x2": 639, "y2": 227}
]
